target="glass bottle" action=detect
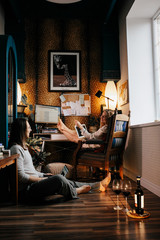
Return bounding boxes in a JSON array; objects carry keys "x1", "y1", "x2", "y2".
[{"x1": 134, "y1": 176, "x2": 144, "y2": 215}]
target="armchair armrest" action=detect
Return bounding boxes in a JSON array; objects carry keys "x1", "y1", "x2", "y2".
[{"x1": 84, "y1": 139, "x2": 105, "y2": 144}]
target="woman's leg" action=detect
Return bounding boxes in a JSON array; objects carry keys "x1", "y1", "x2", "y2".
[
  {"x1": 61, "y1": 130, "x2": 79, "y2": 143},
  {"x1": 57, "y1": 119, "x2": 74, "y2": 134},
  {"x1": 68, "y1": 172, "x2": 111, "y2": 192},
  {"x1": 57, "y1": 119, "x2": 79, "y2": 143},
  {"x1": 25, "y1": 174, "x2": 90, "y2": 201}
]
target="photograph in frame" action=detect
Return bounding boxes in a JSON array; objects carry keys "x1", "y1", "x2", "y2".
[
  {"x1": 118, "y1": 80, "x2": 129, "y2": 106},
  {"x1": 49, "y1": 51, "x2": 81, "y2": 92}
]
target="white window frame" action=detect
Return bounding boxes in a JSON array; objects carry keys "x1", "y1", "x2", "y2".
[{"x1": 152, "y1": 9, "x2": 160, "y2": 121}]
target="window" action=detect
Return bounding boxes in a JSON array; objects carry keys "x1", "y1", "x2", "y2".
[{"x1": 153, "y1": 10, "x2": 160, "y2": 121}]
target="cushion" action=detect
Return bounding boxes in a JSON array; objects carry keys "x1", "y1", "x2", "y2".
[{"x1": 44, "y1": 162, "x2": 73, "y2": 179}]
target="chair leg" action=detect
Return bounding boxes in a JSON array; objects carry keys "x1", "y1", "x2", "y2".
[
  {"x1": 89, "y1": 166, "x2": 94, "y2": 178},
  {"x1": 72, "y1": 165, "x2": 77, "y2": 180}
]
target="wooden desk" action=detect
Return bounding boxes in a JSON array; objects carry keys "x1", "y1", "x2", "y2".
[
  {"x1": 33, "y1": 133, "x2": 69, "y2": 141},
  {"x1": 33, "y1": 133, "x2": 77, "y2": 164},
  {"x1": 0, "y1": 154, "x2": 19, "y2": 204}
]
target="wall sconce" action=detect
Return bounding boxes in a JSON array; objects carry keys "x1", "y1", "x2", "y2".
[
  {"x1": 17, "y1": 82, "x2": 27, "y2": 113},
  {"x1": 105, "y1": 81, "x2": 117, "y2": 110},
  {"x1": 17, "y1": 81, "x2": 22, "y2": 105}
]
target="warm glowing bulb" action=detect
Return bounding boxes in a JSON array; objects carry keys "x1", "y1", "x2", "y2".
[
  {"x1": 17, "y1": 81, "x2": 22, "y2": 105},
  {"x1": 105, "y1": 81, "x2": 117, "y2": 110}
]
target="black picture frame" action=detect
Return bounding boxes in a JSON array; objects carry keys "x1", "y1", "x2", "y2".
[{"x1": 49, "y1": 50, "x2": 81, "y2": 92}]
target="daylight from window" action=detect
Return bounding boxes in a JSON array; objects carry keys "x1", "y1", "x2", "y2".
[{"x1": 153, "y1": 10, "x2": 160, "y2": 121}]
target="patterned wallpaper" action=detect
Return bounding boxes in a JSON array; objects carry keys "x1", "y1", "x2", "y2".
[{"x1": 20, "y1": 17, "x2": 107, "y2": 129}]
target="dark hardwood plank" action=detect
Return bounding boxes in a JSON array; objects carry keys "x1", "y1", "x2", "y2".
[{"x1": 0, "y1": 177, "x2": 160, "y2": 240}]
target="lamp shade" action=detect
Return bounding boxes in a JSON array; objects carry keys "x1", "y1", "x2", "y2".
[
  {"x1": 105, "y1": 81, "x2": 117, "y2": 110},
  {"x1": 95, "y1": 90, "x2": 102, "y2": 98},
  {"x1": 17, "y1": 81, "x2": 22, "y2": 105}
]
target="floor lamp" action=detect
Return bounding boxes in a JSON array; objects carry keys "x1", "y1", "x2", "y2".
[{"x1": 95, "y1": 90, "x2": 114, "y2": 109}]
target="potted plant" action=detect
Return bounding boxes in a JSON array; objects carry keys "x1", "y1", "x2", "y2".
[
  {"x1": 26, "y1": 137, "x2": 51, "y2": 171},
  {"x1": 88, "y1": 115, "x2": 100, "y2": 133}
]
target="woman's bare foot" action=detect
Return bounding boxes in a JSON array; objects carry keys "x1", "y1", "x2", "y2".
[
  {"x1": 57, "y1": 119, "x2": 66, "y2": 132},
  {"x1": 57, "y1": 119, "x2": 61, "y2": 131},
  {"x1": 76, "y1": 185, "x2": 91, "y2": 195},
  {"x1": 99, "y1": 172, "x2": 111, "y2": 192}
]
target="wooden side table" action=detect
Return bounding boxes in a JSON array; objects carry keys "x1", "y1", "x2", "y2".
[{"x1": 0, "y1": 154, "x2": 19, "y2": 204}]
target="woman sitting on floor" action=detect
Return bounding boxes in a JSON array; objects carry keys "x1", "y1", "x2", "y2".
[{"x1": 9, "y1": 118, "x2": 111, "y2": 203}]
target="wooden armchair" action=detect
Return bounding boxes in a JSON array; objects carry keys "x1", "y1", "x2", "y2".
[{"x1": 71, "y1": 110, "x2": 129, "y2": 180}]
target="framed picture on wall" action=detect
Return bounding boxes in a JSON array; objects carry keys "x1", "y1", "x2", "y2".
[
  {"x1": 49, "y1": 51, "x2": 81, "y2": 92},
  {"x1": 118, "y1": 80, "x2": 129, "y2": 106}
]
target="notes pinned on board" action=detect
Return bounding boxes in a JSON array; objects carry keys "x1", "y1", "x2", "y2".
[
  {"x1": 79, "y1": 94, "x2": 84, "y2": 105},
  {"x1": 59, "y1": 94, "x2": 66, "y2": 102},
  {"x1": 60, "y1": 94, "x2": 91, "y2": 116}
]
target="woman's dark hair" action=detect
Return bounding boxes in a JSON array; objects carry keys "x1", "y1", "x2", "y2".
[{"x1": 8, "y1": 118, "x2": 27, "y2": 148}]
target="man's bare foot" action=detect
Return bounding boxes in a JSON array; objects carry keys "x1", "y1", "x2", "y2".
[
  {"x1": 76, "y1": 185, "x2": 91, "y2": 195},
  {"x1": 99, "y1": 172, "x2": 111, "y2": 192}
]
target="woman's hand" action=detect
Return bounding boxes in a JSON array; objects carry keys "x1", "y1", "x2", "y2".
[
  {"x1": 29, "y1": 176, "x2": 48, "y2": 183},
  {"x1": 43, "y1": 173, "x2": 53, "y2": 177},
  {"x1": 75, "y1": 120, "x2": 82, "y2": 129}
]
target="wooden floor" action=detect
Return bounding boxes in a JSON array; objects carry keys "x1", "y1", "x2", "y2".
[{"x1": 0, "y1": 177, "x2": 160, "y2": 240}]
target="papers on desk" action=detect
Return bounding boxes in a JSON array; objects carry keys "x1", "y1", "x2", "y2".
[{"x1": 51, "y1": 134, "x2": 68, "y2": 141}]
